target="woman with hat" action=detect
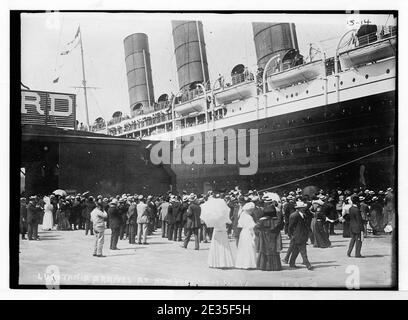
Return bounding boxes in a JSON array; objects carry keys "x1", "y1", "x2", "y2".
[
  {"x1": 313, "y1": 204, "x2": 333, "y2": 248},
  {"x1": 254, "y1": 195, "x2": 284, "y2": 271},
  {"x1": 369, "y1": 196, "x2": 384, "y2": 235},
  {"x1": 235, "y1": 202, "x2": 257, "y2": 269},
  {"x1": 201, "y1": 196, "x2": 234, "y2": 269},
  {"x1": 42, "y1": 196, "x2": 54, "y2": 231},
  {"x1": 57, "y1": 196, "x2": 71, "y2": 231},
  {"x1": 340, "y1": 197, "x2": 352, "y2": 238}
]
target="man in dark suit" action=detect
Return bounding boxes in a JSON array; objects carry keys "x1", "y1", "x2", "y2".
[
  {"x1": 172, "y1": 197, "x2": 184, "y2": 241},
  {"x1": 108, "y1": 199, "x2": 121, "y2": 250},
  {"x1": 283, "y1": 195, "x2": 296, "y2": 234},
  {"x1": 359, "y1": 196, "x2": 370, "y2": 237},
  {"x1": 27, "y1": 196, "x2": 41, "y2": 240},
  {"x1": 118, "y1": 198, "x2": 129, "y2": 240},
  {"x1": 347, "y1": 195, "x2": 365, "y2": 258},
  {"x1": 183, "y1": 194, "x2": 201, "y2": 250},
  {"x1": 167, "y1": 197, "x2": 177, "y2": 240},
  {"x1": 127, "y1": 197, "x2": 138, "y2": 244},
  {"x1": 84, "y1": 196, "x2": 95, "y2": 236},
  {"x1": 20, "y1": 197, "x2": 27, "y2": 240},
  {"x1": 288, "y1": 201, "x2": 313, "y2": 270}
]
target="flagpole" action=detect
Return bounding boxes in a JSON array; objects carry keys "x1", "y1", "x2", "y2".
[{"x1": 79, "y1": 26, "x2": 90, "y2": 127}]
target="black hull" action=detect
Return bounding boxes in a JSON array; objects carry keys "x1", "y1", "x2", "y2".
[{"x1": 168, "y1": 90, "x2": 396, "y2": 193}]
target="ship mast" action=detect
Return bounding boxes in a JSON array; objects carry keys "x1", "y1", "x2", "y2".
[{"x1": 79, "y1": 25, "x2": 90, "y2": 127}]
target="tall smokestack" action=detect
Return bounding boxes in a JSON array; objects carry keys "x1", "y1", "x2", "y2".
[
  {"x1": 124, "y1": 33, "x2": 155, "y2": 116},
  {"x1": 172, "y1": 20, "x2": 210, "y2": 91},
  {"x1": 252, "y1": 22, "x2": 299, "y2": 71}
]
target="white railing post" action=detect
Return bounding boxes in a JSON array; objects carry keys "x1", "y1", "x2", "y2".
[
  {"x1": 335, "y1": 29, "x2": 357, "y2": 103},
  {"x1": 262, "y1": 54, "x2": 280, "y2": 119},
  {"x1": 310, "y1": 42, "x2": 328, "y2": 105}
]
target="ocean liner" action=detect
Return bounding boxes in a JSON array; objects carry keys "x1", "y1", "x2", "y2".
[{"x1": 92, "y1": 19, "x2": 396, "y2": 194}]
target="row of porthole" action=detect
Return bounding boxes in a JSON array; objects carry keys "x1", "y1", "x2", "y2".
[
  {"x1": 269, "y1": 138, "x2": 392, "y2": 158},
  {"x1": 277, "y1": 70, "x2": 390, "y2": 102},
  {"x1": 230, "y1": 107, "x2": 242, "y2": 113}
]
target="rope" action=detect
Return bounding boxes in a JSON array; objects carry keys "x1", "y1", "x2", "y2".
[{"x1": 258, "y1": 145, "x2": 394, "y2": 192}]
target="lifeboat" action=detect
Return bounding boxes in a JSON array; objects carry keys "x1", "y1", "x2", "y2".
[
  {"x1": 213, "y1": 81, "x2": 257, "y2": 105},
  {"x1": 174, "y1": 95, "x2": 206, "y2": 115},
  {"x1": 267, "y1": 59, "x2": 324, "y2": 89},
  {"x1": 339, "y1": 36, "x2": 396, "y2": 70}
]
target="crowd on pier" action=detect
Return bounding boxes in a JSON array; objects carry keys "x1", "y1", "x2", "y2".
[{"x1": 19, "y1": 186, "x2": 395, "y2": 271}]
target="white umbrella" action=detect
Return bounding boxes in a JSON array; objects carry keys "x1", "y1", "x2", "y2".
[
  {"x1": 262, "y1": 192, "x2": 281, "y2": 202},
  {"x1": 200, "y1": 197, "x2": 231, "y2": 228},
  {"x1": 53, "y1": 189, "x2": 67, "y2": 196}
]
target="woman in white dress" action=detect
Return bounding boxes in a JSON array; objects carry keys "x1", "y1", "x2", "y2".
[
  {"x1": 201, "y1": 197, "x2": 235, "y2": 268},
  {"x1": 42, "y1": 196, "x2": 54, "y2": 230},
  {"x1": 235, "y1": 202, "x2": 257, "y2": 269}
]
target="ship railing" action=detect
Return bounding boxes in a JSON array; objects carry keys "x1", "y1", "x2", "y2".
[
  {"x1": 175, "y1": 82, "x2": 211, "y2": 105},
  {"x1": 90, "y1": 123, "x2": 106, "y2": 132},
  {"x1": 339, "y1": 25, "x2": 397, "y2": 53},
  {"x1": 212, "y1": 70, "x2": 255, "y2": 93}
]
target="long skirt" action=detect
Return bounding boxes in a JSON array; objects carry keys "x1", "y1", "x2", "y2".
[
  {"x1": 342, "y1": 221, "x2": 351, "y2": 238},
  {"x1": 310, "y1": 217, "x2": 316, "y2": 244},
  {"x1": 42, "y1": 211, "x2": 54, "y2": 230},
  {"x1": 313, "y1": 220, "x2": 331, "y2": 248},
  {"x1": 256, "y1": 232, "x2": 282, "y2": 271},
  {"x1": 57, "y1": 212, "x2": 71, "y2": 230},
  {"x1": 235, "y1": 228, "x2": 257, "y2": 269},
  {"x1": 257, "y1": 252, "x2": 282, "y2": 271},
  {"x1": 208, "y1": 229, "x2": 234, "y2": 268}
]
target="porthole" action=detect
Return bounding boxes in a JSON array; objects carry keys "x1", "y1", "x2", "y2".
[
  {"x1": 239, "y1": 108, "x2": 242, "y2": 111},
  {"x1": 306, "y1": 90, "x2": 309, "y2": 94},
  {"x1": 365, "y1": 74, "x2": 369, "y2": 79},
  {"x1": 340, "y1": 81, "x2": 343, "y2": 86},
  {"x1": 352, "y1": 78, "x2": 356, "y2": 82},
  {"x1": 386, "y1": 69, "x2": 390, "y2": 74},
  {"x1": 295, "y1": 92, "x2": 298, "y2": 96},
  {"x1": 286, "y1": 95, "x2": 289, "y2": 99},
  {"x1": 291, "y1": 94, "x2": 293, "y2": 98},
  {"x1": 277, "y1": 98, "x2": 279, "y2": 102}
]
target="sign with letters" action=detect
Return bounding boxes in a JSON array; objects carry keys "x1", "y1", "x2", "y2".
[{"x1": 21, "y1": 90, "x2": 76, "y2": 129}]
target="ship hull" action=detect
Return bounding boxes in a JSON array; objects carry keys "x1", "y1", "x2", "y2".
[{"x1": 168, "y1": 90, "x2": 396, "y2": 193}]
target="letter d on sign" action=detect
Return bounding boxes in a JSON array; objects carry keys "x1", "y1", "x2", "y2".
[
  {"x1": 345, "y1": 265, "x2": 360, "y2": 289},
  {"x1": 49, "y1": 93, "x2": 73, "y2": 117}
]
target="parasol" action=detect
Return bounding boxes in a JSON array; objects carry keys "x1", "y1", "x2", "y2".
[
  {"x1": 200, "y1": 197, "x2": 231, "y2": 228},
  {"x1": 53, "y1": 189, "x2": 67, "y2": 196},
  {"x1": 302, "y1": 186, "x2": 319, "y2": 197},
  {"x1": 263, "y1": 192, "x2": 281, "y2": 202}
]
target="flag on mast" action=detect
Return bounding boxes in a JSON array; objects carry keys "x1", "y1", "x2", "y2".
[
  {"x1": 54, "y1": 26, "x2": 81, "y2": 83},
  {"x1": 59, "y1": 26, "x2": 81, "y2": 55},
  {"x1": 66, "y1": 26, "x2": 81, "y2": 46}
]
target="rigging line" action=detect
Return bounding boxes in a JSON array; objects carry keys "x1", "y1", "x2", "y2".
[
  {"x1": 89, "y1": 88, "x2": 104, "y2": 122},
  {"x1": 54, "y1": 14, "x2": 65, "y2": 75},
  {"x1": 385, "y1": 14, "x2": 391, "y2": 27},
  {"x1": 257, "y1": 145, "x2": 394, "y2": 193}
]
